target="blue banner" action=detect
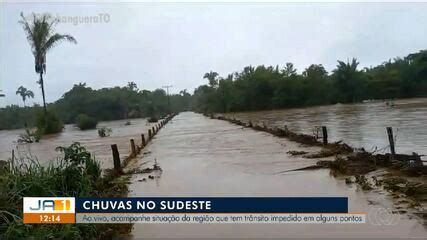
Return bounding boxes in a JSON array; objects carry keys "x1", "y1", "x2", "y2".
[{"x1": 76, "y1": 197, "x2": 348, "y2": 213}]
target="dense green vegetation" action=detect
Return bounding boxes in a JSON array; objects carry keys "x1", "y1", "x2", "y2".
[
  {"x1": 0, "y1": 105, "x2": 39, "y2": 130},
  {"x1": 0, "y1": 82, "x2": 191, "y2": 130},
  {"x1": 0, "y1": 143, "x2": 129, "y2": 239},
  {"x1": 35, "y1": 110, "x2": 64, "y2": 134},
  {"x1": 193, "y1": 50, "x2": 427, "y2": 113},
  {"x1": 53, "y1": 82, "x2": 191, "y2": 124},
  {"x1": 1, "y1": 50, "x2": 426, "y2": 130},
  {"x1": 75, "y1": 114, "x2": 98, "y2": 130}
]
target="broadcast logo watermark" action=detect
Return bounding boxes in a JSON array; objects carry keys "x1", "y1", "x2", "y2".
[
  {"x1": 57, "y1": 13, "x2": 110, "y2": 25},
  {"x1": 23, "y1": 197, "x2": 75, "y2": 224}
]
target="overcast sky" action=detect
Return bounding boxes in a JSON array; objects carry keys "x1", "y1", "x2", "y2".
[{"x1": 1, "y1": 2, "x2": 427, "y2": 107}]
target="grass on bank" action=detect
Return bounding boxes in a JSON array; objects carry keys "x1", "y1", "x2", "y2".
[{"x1": 0, "y1": 142, "x2": 130, "y2": 239}]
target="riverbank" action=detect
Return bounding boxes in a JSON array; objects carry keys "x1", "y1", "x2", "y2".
[
  {"x1": 127, "y1": 112, "x2": 426, "y2": 238},
  {"x1": 211, "y1": 111, "x2": 427, "y2": 225},
  {"x1": 0, "y1": 117, "x2": 160, "y2": 169},
  {"x1": 0, "y1": 142, "x2": 132, "y2": 239},
  {"x1": 0, "y1": 114, "x2": 176, "y2": 239}
]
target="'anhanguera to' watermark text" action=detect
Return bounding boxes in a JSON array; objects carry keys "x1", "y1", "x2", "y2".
[{"x1": 56, "y1": 13, "x2": 110, "y2": 25}]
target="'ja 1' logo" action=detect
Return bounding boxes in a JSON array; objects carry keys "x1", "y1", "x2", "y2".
[{"x1": 29, "y1": 199, "x2": 71, "y2": 211}]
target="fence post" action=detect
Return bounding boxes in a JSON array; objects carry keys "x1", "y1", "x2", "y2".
[
  {"x1": 111, "y1": 144, "x2": 122, "y2": 174},
  {"x1": 11, "y1": 149, "x2": 15, "y2": 172},
  {"x1": 141, "y1": 134, "x2": 146, "y2": 147},
  {"x1": 130, "y1": 139, "x2": 136, "y2": 156},
  {"x1": 322, "y1": 126, "x2": 328, "y2": 145},
  {"x1": 148, "y1": 129, "x2": 152, "y2": 139},
  {"x1": 386, "y1": 127, "x2": 396, "y2": 156}
]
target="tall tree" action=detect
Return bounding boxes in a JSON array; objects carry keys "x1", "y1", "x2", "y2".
[
  {"x1": 281, "y1": 62, "x2": 297, "y2": 77},
  {"x1": 126, "y1": 81, "x2": 138, "y2": 92},
  {"x1": 15, "y1": 86, "x2": 34, "y2": 107},
  {"x1": 19, "y1": 12, "x2": 77, "y2": 114},
  {"x1": 203, "y1": 71, "x2": 219, "y2": 87},
  {"x1": 333, "y1": 58, "x2": 363, "y2": 103},
  {"x1": 303, "y1": 64, "x2": 328, "y2": 81}
]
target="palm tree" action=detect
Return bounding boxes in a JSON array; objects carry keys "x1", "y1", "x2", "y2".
[
  {"x1": 281, "y1": 62, "x2": 297, "y2": 77},
  {"x1": 127, "y1": 81, "x2": 138, "y2": 91},
  {"x1": 333, "y1": 58, "x2": 362, "y2": 103},
  {"x1": 16, "y1": 86, "x2": 34, "y2": 107},
  {"x1": 203, "y1": 71, "x2": 219, "y2": 87},
  {"x1": 19, "y1": 12, "x2": 77, "y2": 114}
]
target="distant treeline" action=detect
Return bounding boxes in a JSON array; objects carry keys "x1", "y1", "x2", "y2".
[
  {"x1": 0, "y1": 82, "x2": 191, "y2": 130},
  {"x1": 1, "y1": 50, "x2": 427, "y2": 130},
  {"x1": 192, "y1": 50, "x2": 427, "y2": 113}
]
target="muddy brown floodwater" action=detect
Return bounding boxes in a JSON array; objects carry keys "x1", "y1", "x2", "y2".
[
  {"x1": 224, "y1": 98, "x2": 427, "y2": 160},
  {"x1": 0, "y1": 118, "x2": 156, "y2": 169},
  {"x1": 127, "y1": 112, "x2": 426, "y2": 238}
]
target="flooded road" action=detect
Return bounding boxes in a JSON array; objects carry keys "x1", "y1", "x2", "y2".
[
  {"x1": 0, "y1": 118, "x2": 156, "y2": 169},
  {"x1": 128, "y1": 112, "x2": 426, "y2": 238},
  {"x1": 224, "y1": 98, "x2": 427, "y2": 158}
]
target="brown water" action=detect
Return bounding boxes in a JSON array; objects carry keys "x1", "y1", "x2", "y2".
[
  {"x1": 128, "y1": 112, "x2": 426, "y2": 238},
  {"x1": 0, "y1": 118, "x2": 156, "y2": 169},
  {"x1": 224, "y1": 98, "x2": 427, "y2": 159}
]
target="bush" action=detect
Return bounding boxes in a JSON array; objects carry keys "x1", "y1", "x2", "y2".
[
  {"x1": 98, "y1": 127, "x2": 112, "y2": 137},
  {"x1": 0, "y1": 143, "x2": 128, "y2": 239},
  {"x1": 76, "y1": 114, "x2": 98, "y2": 130},
  {"x1": 0, "y1": 143, "x2": 99, "y2": 238},
  {"x1": 148, "y1": 115, "x2": 158, "y2": 123},
  {"x1": 17, "y1": 126, "x2": 42, "y2": 143},
  {"x1": 36, "y1": 110, "x2": 64, "y2": 134},
  {"x1": 329, "y1": 157, "x2": 347, "y2": 174}
]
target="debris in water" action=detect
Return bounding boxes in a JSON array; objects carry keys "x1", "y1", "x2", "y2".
[
  {"x1": 355, "y1": 175, "x2": 372, "y2": 190},
  {"x1": 345, "y1": 177, "x2": 353, "y2": 184},
  {"x1": 153, "y1": 158, "x2": 162, "y2": 171},
  {"x1": 287, "y1": 150, "x2": 308, "y2": 156},
  {"x1": 305, "y1": 149, "x2": 336, "y2": 158}
]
